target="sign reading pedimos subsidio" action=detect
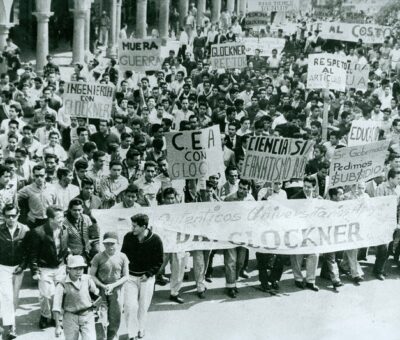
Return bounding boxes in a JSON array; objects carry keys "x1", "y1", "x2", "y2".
[
  {"x1": 210, "y1": 42, "x2": 247, "y2": 69},
  {"x1": 165, "y1": 125, "x2": 225, "y2": 180},
  {"x1": 307, "y1": 53, "x2": 348, "y2": 92},
  {"x1": 242, "y1": 136, "x2": 314, "y2": 182},
  {"x1": 118, "y1": 38, "x2": 162, "y2": 72},
  {"x1": 63, "y1": 81, "x2": 114, "y2": 120}
]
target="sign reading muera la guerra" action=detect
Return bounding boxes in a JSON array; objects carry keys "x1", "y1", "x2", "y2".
[
  {"x1": 307, "y1": 53, "x2": 348, "y2": 91},
  {"x1": 242, "y1": 136, "x2": 314, "y2": 182},
  {"x1": 165, "y1": 125, "x2": 225, "y2": 180},
  {"x1": 63, "y1": 81, "x2": 114, "y2": 120},
  {"x1": 118, "y1": 38, "x2": 162, "y2": 72},
  {"x1": 210, "y1": 42, "x2": 247, "y2": 70},
  {"x1": 329, "y1": 140, "x2": 389, "y2": 188}
]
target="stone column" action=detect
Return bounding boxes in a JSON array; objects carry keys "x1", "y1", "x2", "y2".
[
  {"x1": 197, "y1": 0, "x2": 206, "y2": 26},
  {"x1": 238, "y1": 0, "x2": 247, "y2": 14},
  {"x1": 84, "y1": 0, "x2": 92, "y2": 60},
  {"x1": 179, "y1": 0, "x2": 188, "y2": 28},
  {"x1": 211, "y1": 0, "x2": 221, "y2": 23},
  {"x1": 116, "y1": 0, "x2": 122, "y2": 40},
  {"x1": 71, "y1": 0, "x2": 88, "y2": 64},
  {"x1": 227, "y1": 0, "x2": 235, "y2": 13},
  {"x1": 0, "y1": 24, "x2": 13, "y2": 51},
  {"x1": 33, "y1": 1, "x2": 53, "y2": 75},
  {"x1": 136, "y1": 0, "x2": 147, "y2": 38},
  {"x1": 159, "y1": 0, "x2": 169, "y2": 44},
  {"x1": 106, "y1": 0, "x2": 117, "y2": 58}
]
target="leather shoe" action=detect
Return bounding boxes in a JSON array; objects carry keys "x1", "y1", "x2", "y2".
[
  {"x1": 305, "y1": 283, "x2": 319, "y2": 292},
  {"x1": 295, "y1": 281, "x2": 305, "y2": 289},
  {"x1": 239, "y1": 271, "x2": 250, "y2": 279},
  {"x1": 39, "y1": 315, "x2": 50, "y2": 329},
  {"x1": 197, "y1": 290, "x2": 206, "y2": 299},
  {"x1": 227, "y1": 288, "x2": 237, "y2": 298},
  {"x1": 169, "y1": 294, "x2": 184, "y2": 304},
  {"x1": 138, "y1": 330, "x2": 145, "y2": 338},
  {"x1": 271, "y1": 281, "x2": 279, "y2": 290},
  {"x1": 205, "y1": 275, "x2": 212, "y2": 283},
  {"x1": 155, "y1": 275, "x2": 169, "y2": 286},
  {"x1": 333, "y1": 281, "x2": 344, "y2": 288},
  {"x1": 353, "y1": 276, "x2": 364, "y2": 285},
  {"x1": 375, "y1": 274, "x2": 385, "y2": 281},
  {"x1": 6, "y1": 332, "x2": 17, "y2": 340}
]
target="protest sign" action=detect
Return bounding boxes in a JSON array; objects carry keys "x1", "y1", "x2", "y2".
[
  {"x1": 210, "y1": 42, "x2": 247, "y2": 70},
  {"x1": 306, "y1": 22, "x2": 392, "y2": 44},
  {"x1": 241, "y1": 136, "x2": 314, "y2": 182},
  {"x1": 348, "y1": 120, "x2": 381, "y2": 147},
  {"x1": 247, "y1": 0, "x2": 294, "y2": 12},
  {"x1": 92, "y1": 195, "x2": 396, "y2": 255},
  {"x1": 118, "y1": 38, "x2": 162, "y2": 72},
  {"x1": 243, "y1": 37, "x2": 286, "y2": 57},
  {"x1": 346, "y1": 62, "x2": 370, "y2": 91},
  {"x1": 245, "y1": 12, "x2": 270, "y2": 27},
  {"x1": 307, "y1": 53, "x2": 348, "y2": 92},
  {"x1": 329, "y1": 140, "x2": 389, "y2": 188},
  {"x1": 165, "y1": 125, "x2": 225, "y2": 180},
  {"x1": 63, "y1": 81, "x2": 114, "y2": 120}
]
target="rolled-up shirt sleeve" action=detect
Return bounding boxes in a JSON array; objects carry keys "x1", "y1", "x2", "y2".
[{"x1": 52, "y1": 282, "x2": 65, "y2": 313}]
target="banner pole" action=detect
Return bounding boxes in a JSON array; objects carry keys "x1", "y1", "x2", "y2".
[{"x1": 322, "y1": 88, "x2": 329, "y2": 142}]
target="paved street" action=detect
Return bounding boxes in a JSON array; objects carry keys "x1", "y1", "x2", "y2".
[{"x1": 13, "y1": 254, "x2": 400, "y2": 340}]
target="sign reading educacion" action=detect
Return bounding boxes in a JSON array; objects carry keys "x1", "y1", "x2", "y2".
[
  {"x1": 307, "y1": 53, "x2": 348, "y2": 91},
  {"x1": 210, "y1": 42, "x2": 247, "y2": 69},
  {"x1": 348, "y1": 120, "x2": 381, "y2": 147},
  {"x1": 93, "y1": 195, "x2": 396, "y2": 254},
  {"x1": 242, "y1": 136, "x2": 314, "y2": 182},
  {"x1": 165, "y1": 125, "x2": 225, "y2": 180},
  {"x1": 329, "y1": 140, "x2": 389, "y2": 188},
  {"x1": 118, "y1": 38, "x2": 162, "y2": 72},
  {"x1": 63, "y1": 81, "x2": 114, "y2": 120}
]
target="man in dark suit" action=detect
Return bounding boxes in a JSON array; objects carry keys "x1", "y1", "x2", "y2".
[
  {"x1": 29, "y1": 206, "x2": 69, "y2": 329},
  {"x1": 289, "y1": 177, "x2": 320, "y2": 291}
]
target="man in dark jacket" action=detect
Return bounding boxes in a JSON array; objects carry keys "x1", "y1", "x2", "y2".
[{"x1": 30, "y1": 205, "x2": 69, "y2": 329}]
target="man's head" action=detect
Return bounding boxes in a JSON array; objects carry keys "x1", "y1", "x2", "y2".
[
  {"x1": 303, "y1": 176, "x2": 317, "y2": 197},
  {"x1": 237, "y1": 179, "x2": 251, "y2": 199},
  {"x1": 33, "y1": 164, "x2": 46, "y2": 187},
  {"x1": 122, "y1": 184, "x2": 139, "y2": 208}
]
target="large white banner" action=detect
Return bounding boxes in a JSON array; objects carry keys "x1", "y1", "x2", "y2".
[
  {"x1": 242, "y1": 136, "x2": 314, "y2": 182},
  {"x1": 329, "y1": 141, "x2": 389, "y2": 188},
  {"x1": 247, "y1": 0, "x2": 294, "y2": 12},
  {"x1": 118, "y1": 38, "x2": 162, "y2": 72},
  {"x1": 63, "y1": 82, "x2": 114, "y2": 120},
  {"x1": 243, "y1": 37, "x2": 286, "y2": 57},
  {"x1": 307, "y1": 53, "x2": 348, "y2": 91},
  {"x1": 347, "y1": 120, "x2": 381, "y2": 147},
  {"x1": 165, "y1": 125, "x2": 225, "y2": 180},
  {"x1": 92, "y1": 196, "x2": 397, "y2": 254},
  {"x1": 307, "y1": 22, "x2": 392, "y2": 44}
]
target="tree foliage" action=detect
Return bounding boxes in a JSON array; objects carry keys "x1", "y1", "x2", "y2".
[{"x1": 376, "y1": 0, "x2": 400, "y2": 25}]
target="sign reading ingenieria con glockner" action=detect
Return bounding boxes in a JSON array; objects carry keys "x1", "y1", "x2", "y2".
[
  {"x1": 165, "y1": 125, "x2": 225, "y2": 180},
  {"x1": 63, "y1": 81, "x2": 114, "y2": 120},
  {"x1": 118, "y1": 38, "x2": 162, "y2": 72}
]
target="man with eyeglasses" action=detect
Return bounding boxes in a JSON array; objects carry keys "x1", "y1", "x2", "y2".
[
  {"x1": 29, "y1": 206, "x2": 69, "y2": 330},
  {"x1": 223, "y1": 179, "x2": 255, "y2": 298},
  {"x1": 0, "y1": 203, "x2": 29, "y2": 339},
  {"x1": 18, "y1": 164, "x2": 59, "y2": 229},
  {"x1": 121, "y1": 213, "x2": 163, "y2": 340}
]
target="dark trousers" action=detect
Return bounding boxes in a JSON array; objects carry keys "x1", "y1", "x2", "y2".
[
  {"x1": 373, "y1": 244, "x2": 388, "y2": 275},
  {"x1": 256, "y1": 253, "x2": 285, "y2": 288},
  {"x1": 205, "y1": 250, "x2": 217, "y2": 277}
]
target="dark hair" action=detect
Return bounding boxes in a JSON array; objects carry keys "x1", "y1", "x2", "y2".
[
  {"x1": 81, "y1": 177, "x2": 95, "y2": 188},
  {"x1": 68, "y1": 198, "x2": 83, "y2": 210},
  {"x1": 77, "y1": 127, "x2": 88, "y2": 136},
  {"x1": 328, "y1": 187, "x2": 343, "y2": 198},
  {"x1": 109, "y1": 160, "x2": 123, "y2": 169},
  {"x1": 56, "y1": 167, "x2": 71, "y2": 181},
  {"x1": 130, "y1": 213, "x2": 149, "y2": 227},
  {"x1": 93, "y1": 150, "x2": 106, "y2": 161},
  {"x1": 388, "y1": 169, "x2": 400, "y2": 180},
  {"x1": 32, "y1": 164, "x2": 45, "y2": 173},
  {"x1": 2, "y1": 203, "x2": 19, "y2": 215},
  {"x1": 83, "y1": 141, "x2": 97, "y2": 154},
  {"x1": 0, "y1": 164, "x2": 11, "y2": 178},
  {"x1": 304, "y1": 176, "x2": 317, "y2": 187},
  {"x1": 144, "y1": 161, "x2": 157, "y2": 170},
  {"x1": 125, "y1": 184, "x2": 139, "y2": 194},
  {"x1": 74, "y1": 159, "x2": 89, "y2": 170},
  {"x1": 44, "y1": 153, "x2": 59, "y2": 162},
  {"x1": 239, "y1": 178, "x2": 251, "y2": 189},
  {"x1": 162, "y1": 187, "x2": 177, "y2": 198},
  {"x1": 46, "y1": 205, "x2": 64, "y2": 219}
]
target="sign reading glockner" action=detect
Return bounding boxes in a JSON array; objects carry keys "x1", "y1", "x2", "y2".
[
  {"x1": 118, "y1": 38, "x2": 162, "y2": 72},
  {"x1": 165, "y1": 125, "x2": 225, "y2": 180},
  {"x1": 63, "y1": 81, "x2": 114, "y2": 120},
  {"x1": 210, "y1": 42, "x2": 247, "y2": 69},
  {"x1": 307, "y1": 53, "x2": 348, "y2": 91}
]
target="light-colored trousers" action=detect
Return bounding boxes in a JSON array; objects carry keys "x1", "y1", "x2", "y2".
[
  {"x1": 38, "y1": 266, "x2": 66, "y2": 318},
  {"x1": 159, "y1": 252, "x2": 187, "y2": 296},
  {"x1": 341, "y1": 249, "x2": 364, "y2": 278},
  {"x1": 192, "y1": 250, "x2": 211, "y2": 292},
  {"x1": 290, "y1": 254, "x2": 319, "y2": 283},
  {"x1": 124, "y1": 275, "x2": 155, "y2": 339},
  {"x1": 0, "y1": 264, "x2": 23, "y2": 326},
  {"x1": 63, "y1": 311, "x2": 96, "y2": 340},
  {"x1": 99, "y1": 27, "x2": 109, "y2": 46}
]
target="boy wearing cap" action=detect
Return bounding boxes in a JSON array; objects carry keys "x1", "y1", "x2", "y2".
[
  {"x1": 53, "y1": 255, "x2": 99, "y2": 340},
  {"x1": 90, "y1": 232, "x2": 129, "y2": 340}
]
